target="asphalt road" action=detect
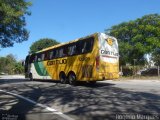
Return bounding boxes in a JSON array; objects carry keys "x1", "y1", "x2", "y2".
[{"x1": 0, "y1": 75, "x2": 160, "y2": 120}]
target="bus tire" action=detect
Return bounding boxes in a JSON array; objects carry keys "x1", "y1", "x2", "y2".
[
  {"x1": 59, "y1": 72, "x2": 67, "y2": 84},
  {"x1": 68, "y1": 72, "x2": 77, "y2": 85},
  {"x1": 29, "y1": 73, "x2": 33, "y2": 81}
]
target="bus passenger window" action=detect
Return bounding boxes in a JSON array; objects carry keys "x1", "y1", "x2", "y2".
[
  {"x1": 82, "y1": 42, "x2": 87, "y2": 53},
  {"x1": 59, "y1": 48, "x2": 64, "y2": 57},
  {"x1": 72, "y1": 45, "x2": 77, "y2": 55},
  {"x1": 68, "y1": 46, "x2": 72, "y2": 55},
  {"x1": 68, "y1": 45, "x2": 76, "y2": 56},
  {"x1": 82, "y1": 38, "x2": 94, "y2": 53},
  {"x1": 76, "y1": 41, "x2": 84, "y2": 54},
  {"x1": 37, "y1": 54, "x2": 42, "y2": 61},
  {"x1": 49, "y1": 51, "x2": 53, "y2": 59},
  {"x1": 41, "y1": 54, "x2": 45, "y2": 61},
  {"x1": 44, "y1": 52, "x2": 49, "y2": 60},
  {"x1": 49, "y1": 50, "x2": 56, "y2": 59},
  {"x1": 63, "y1": 46, "x2": 68, "y2": 56},
  {"x1": 86, "y1": 41, "x2": 93, "y2": 52},
  {"x1": 55, "y1": 49, "x2": 59, "y2": 58}
]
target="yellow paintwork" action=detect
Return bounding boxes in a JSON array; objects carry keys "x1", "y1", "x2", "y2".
[{"x1": 39, "y1": 33, "x2": 119, "y2": 81}]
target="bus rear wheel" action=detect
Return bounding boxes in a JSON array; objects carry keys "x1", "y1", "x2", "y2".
[
  {"x1": 68, "y1": 72, "x2": 76, "y2": 85},
  {"x1": 59, "y1": 72, "x2": 67, "y2": 84}
]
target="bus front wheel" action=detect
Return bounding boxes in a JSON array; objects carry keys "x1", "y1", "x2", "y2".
[
  {"x1": 68, "y1": 72, "x2": 76, "y2": 85},
  {"x1": 59, "y1": 72, "x2": 67, "y2": 84}
]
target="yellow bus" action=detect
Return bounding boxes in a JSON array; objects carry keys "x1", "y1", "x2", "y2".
[{"x1": 24, "y1": 33, "x2": 119, "y2": 85}]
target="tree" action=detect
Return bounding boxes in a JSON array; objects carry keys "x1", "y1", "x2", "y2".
[
  {"x1": 0, "y1": 54, "x2": 24, "y2": 74},
  {"x1": 5, "y1": 54, "x2": 16, "y2": 74},
  {"x1": 29, "y1": 38, "x2": 60, "y2": 53},
  {"x1": 0, "y1": 57, "x2": 7, "y2": 73},
  {"x1": 106, "y1": 14, "x2": 160, "y2": 65},
  {"x1": 14, "y1": 62, "x2": 24, "y2": 74},
  {"x1": 0, "y1": 0, "x2": 31, "y2": 48}
]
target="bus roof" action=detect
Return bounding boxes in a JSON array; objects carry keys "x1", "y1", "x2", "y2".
[{"x1": 35, "y1": 32, "x2": 99, "y2": 54}]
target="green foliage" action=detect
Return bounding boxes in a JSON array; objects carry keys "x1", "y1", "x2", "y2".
[
  {"x1": 152, "y1": 49, "x2": 160, "y2": 66},
  {"x1": 121, "y1": 66, "x2": 133, "y2": 76},
  {"x1": 0, "y1": 54, "x2": 24, "y2": 74},
  {"x1": 0, "y1": 0, "x2": 31, "y2": 48},
  {"x1": 14, "y1": 62, "x2": 24, "y2": 74},
  {"x1": 29, "y1": 38, "x2": 60, "y2": 53},
  {"x1": 106, "y1": 14, "x2": 160, "y2": 65}
]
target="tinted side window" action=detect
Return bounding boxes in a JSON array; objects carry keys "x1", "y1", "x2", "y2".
[
  {"x1": 76, "y1": 41, "x2": 82, "y2": 54},
  {"x1": 55, "y1": 49, "x2": 60, "y2": 58},
  {"x1": 44, "y1": 52, "x2": 49, "y2": 60},
  {"x1": 68, "y1": 44, "x2": 77, "y2": 56},
  {"x1": 76, "y1": 37, "x2": 94, "y2": 54},
  {"x1": 83, "y1": 37, "x2": 94, "y2": 53},
  {"x1": 49, "y1": 51, "x2": 53, "y2": 59},
  {"x1": 41, "y1": 53, "x2": 45, "y2": 61},
  {"x1": 49, "y1": 50, "x2": 56, "y2": 59},
  {"x1": 59, "y1": 48, "x2": 64, "y2": 57},
  {"x1": 30, "y1": 37, "x2": 94, "y2": 60},
  {"x1": 36, "y1": 54, "x2": 42, "y2": 62},
  {"x1": 63, "y1": 45, "x2": 69, "y2": 57}
]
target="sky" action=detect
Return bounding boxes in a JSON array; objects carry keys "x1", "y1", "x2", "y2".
[{"x1": 0, "y1": 0, "x2": 160, "y2": 60}]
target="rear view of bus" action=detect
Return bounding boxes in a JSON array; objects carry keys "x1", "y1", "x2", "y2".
[{"x1": 97, "y1": 33, "x2": 119, "y2": 80}]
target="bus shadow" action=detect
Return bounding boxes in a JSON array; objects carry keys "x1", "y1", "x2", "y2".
[
  {"x1": 39, "y1": 82, "x2": 160, "y2": 120},
  {"x1": 75, "y1": 81, "x2": 115, "y2": 88},
  {"x1": 1, "y1": 79, "x2": 160, "y2": 120},
  {"x1": 0, "y1": 78, "x2": 29, "y2": 85},
  {"x1": 33, "y1": 79, "x2": 60, "y2": 83},
  {"x1": 32, "y1": 79, "x2": 115, "y2": 88}
]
